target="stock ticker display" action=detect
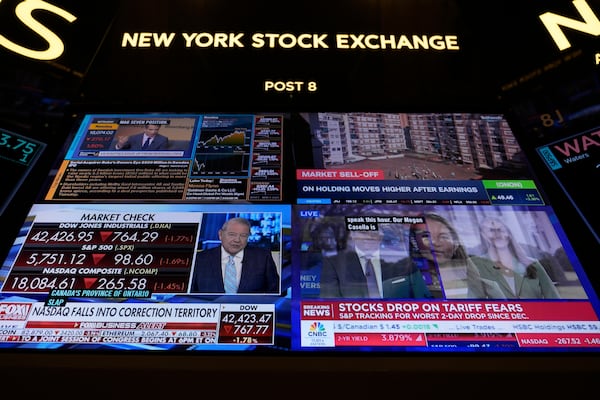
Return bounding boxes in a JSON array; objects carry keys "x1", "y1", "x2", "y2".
[
  {"x1": 1, "y1": 112, "x2": 599, "y2": 353},
  {"x1": 0, "y1": 128, "x2": 46, "y2": 216}
]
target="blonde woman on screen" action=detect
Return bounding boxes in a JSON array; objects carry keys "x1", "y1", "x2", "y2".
[{"x1": 475, "y1": 217, "x2": 560, "y2": 299}]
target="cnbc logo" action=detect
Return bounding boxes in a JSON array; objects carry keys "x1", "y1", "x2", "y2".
[
  {"x1": 308, "y1": 321, "x2": 327, "y2": 337},
  {"x1": 302, "y1": 320, "x2": 334, "y2": 347}
]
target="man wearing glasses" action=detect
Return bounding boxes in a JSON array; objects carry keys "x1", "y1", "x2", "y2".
[{"x1": 190, "y1": 217, "x2": 280, "y2": 294}]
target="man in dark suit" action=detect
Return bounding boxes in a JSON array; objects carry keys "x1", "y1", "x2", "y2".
[
  {"x1": 320, "y1": 228, "x2": 431, "y2": 299},
  {"x1": 113, "y1": 123, "x2": 169, "y2": 150},
  {"x1": 190, "y1": 217, "x2": 280, "y2": 294}
]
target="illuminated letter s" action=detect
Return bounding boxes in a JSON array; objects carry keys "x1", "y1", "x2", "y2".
[{"x1": 0, "y1": 0, "x2": 77, "y2": 60}]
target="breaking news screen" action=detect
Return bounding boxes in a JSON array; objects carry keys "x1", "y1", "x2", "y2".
[{"x1": 292, "y1": 203, "x2": 597, "y2": 351}]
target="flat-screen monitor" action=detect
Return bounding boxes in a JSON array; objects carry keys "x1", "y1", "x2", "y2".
[
  {"x1": 1, "y1": 111, "x2": 598, "y2": 353},
  {"x1": 500, "y1": 48, "x2": 600, "y2": 244},
  {"x1": 43, "y1": 113, "x2": 284, "y2": 202},
  {"x1": 0, "y1": 127, "x2": 46, "y2": 216}
]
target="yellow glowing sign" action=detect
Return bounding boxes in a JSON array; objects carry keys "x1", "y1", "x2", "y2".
[
  {"x1": 540, "y1": 0, "x2": 600, "y2": 51},
  {"x1": 0, "y1": 0, "x2": 77, "y2": 60}
]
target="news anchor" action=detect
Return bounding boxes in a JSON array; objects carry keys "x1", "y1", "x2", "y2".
[
  {"x1": 113, "y1": 123, "x2": 169, "y2": 150},
  {"x1": 190, "y1": 217, "x2": 280, "y2": 294}
]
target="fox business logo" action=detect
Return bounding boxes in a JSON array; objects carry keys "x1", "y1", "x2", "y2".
[
  {"x1": 0, "y1": 303, "x2": 32, "y2": 320},
  {"x1": 307, "y1": 321, "x2": 328, "y2": 337},
  {"x1": 0, "y1": 0, "x2": 77, "y2": 60}
]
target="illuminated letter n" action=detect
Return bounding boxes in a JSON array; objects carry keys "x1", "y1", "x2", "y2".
[{"x1": 539, "y1": 0, "x2": 600, "y2": 51}]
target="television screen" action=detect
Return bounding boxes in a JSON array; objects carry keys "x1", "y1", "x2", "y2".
[
  {"x1": 291, "y1": 203, "x2": 595, "y2": 351},
  {"x1": 536, "y1": 127, "x2": 599, "y2": 242},
  {"x1": 0, "y1": 203, "x2": 291, "y2": 350},
  {"x1": 500, "y1": 48, "x2": 600, "y2": 243},
  {"x1": 1, "y1": 111, "x2": 599, "y2": 353},
  {"x1": 0, "y1": 127, "x2": 46, "y2": 215},
  {"x1": 44, "y1": 113, "x2": 284, "y2": 202},
  {"x1": 291, "y1": 111, "x2": 600, "y2": 352}
]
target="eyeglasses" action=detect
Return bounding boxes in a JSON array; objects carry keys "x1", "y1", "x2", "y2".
[{"x1": 225, "y1": 232, "x2": 250, "y2": 240}]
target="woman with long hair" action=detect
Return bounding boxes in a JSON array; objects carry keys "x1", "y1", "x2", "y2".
[
  {"x1": 475, "y1": 217, "x2": 560, "y2": 299},
  {"x1": 407, "y1": 213, "x2": 504, "y2": 299}
]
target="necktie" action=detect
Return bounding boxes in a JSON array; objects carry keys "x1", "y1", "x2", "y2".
[
  {"x1": 142, "y1": 137, "x2": 150, "y2": 149},
  {"x1": 364, "y1": 258, "x2": 379, "y2": 298},
  {"x1": 224, "y1": 255, "x2": 237, "y2": 293}
]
